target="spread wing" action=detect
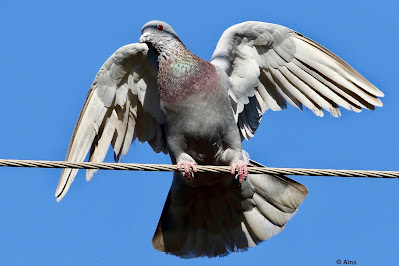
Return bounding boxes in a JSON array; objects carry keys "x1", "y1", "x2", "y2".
[
  {"x1": 55, "y1": 43, "x2": 166, "y2": 201},
  {"x1": 210, "y1": 21, "x2": 384, "y2": 140}
]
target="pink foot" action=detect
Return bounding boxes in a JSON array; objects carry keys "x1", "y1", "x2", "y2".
[
  {"x1": 231, "y1": 160, "x2": 248, "y2": 184},
  {"x1": 177, "y1": 161, "x2": 197, "y2": 179}
]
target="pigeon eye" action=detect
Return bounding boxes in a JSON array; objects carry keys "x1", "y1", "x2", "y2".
[{"x1": 157, "y1": 25, "x2": 163, "y2": 31}]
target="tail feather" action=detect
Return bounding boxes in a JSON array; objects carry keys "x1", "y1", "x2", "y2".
[
  {"x1": 242, "y1": 203, "x2": 284, "y2": 242},
  {"x1": 252, "y1": 193, "x2": 296, "y2": 226},
  {"x1": 152, "y1": 171, "x2": 308, "y2": 258},
  {"x1": 249, "y1": 173, "x2": 305, "y2": 212}
]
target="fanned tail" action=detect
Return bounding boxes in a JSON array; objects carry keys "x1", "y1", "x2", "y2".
[{"x1": 152, "y1": 168, "x2": 308, "y2": 258}]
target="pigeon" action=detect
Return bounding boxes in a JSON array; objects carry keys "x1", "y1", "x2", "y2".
[{"x1": 55, "y1": 20, "x2": 383, "y2": 258}]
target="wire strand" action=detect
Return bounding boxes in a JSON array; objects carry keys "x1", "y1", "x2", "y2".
[{"x1": 0, "y1": 159, "x2": 397, "y2": 179}]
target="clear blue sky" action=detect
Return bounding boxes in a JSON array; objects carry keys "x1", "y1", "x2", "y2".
[{"x1": 0, "y1": 0, "x2": 397, "y2": 265}]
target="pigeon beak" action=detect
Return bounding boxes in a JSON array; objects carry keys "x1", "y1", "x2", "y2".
[{"x1": 139, "y1": 33, "x2": 150, "y2": 43}]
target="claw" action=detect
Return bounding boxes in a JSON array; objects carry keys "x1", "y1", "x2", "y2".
[
  {"x1": 231, "y1": 160, "x2": 248, "y2": 184},
  {"x1": 177, "y1": 161, "x2": 197, "y2": 179}
]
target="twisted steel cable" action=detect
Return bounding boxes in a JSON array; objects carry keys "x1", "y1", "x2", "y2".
[{"x1": 0, "y1": 159, "x2": 397, "y2": 179}]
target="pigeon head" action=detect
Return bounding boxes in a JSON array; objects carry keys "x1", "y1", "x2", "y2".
[{"x1": 140, "y1": 20, "x2": 183, "y2": 54}]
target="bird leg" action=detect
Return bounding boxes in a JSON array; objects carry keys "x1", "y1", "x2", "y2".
[
  {"x1": 177, "y1": 161, "x2": 198, "y2": 179},
  {"x1": 231, "y1": 160, "x2": 248, "y2": 184}
]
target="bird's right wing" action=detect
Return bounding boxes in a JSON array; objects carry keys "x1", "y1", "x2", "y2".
[{"x1": 55, "y1": 43, "x2": 166, "y2": 201}]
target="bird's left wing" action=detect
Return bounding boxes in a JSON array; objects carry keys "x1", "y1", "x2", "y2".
[
  {"x1": 210, "y1": 22, "x2": 384, "y2": 140},
  {"x1": 55, "y1": 43, "x2": 166, "y2": 201}
]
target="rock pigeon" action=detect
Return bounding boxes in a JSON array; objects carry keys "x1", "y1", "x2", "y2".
[{"x1": 55, "y1": 20, "x2": 383, "y2": 258}]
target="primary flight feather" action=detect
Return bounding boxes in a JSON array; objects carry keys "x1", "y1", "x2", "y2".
[{"x1": 55, "y1": 20, "x2": 383, "y2": 258}]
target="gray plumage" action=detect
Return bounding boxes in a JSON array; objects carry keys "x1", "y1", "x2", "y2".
[{"x1": 55, "y1": 20, "x2": 383, "y2": 258}]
